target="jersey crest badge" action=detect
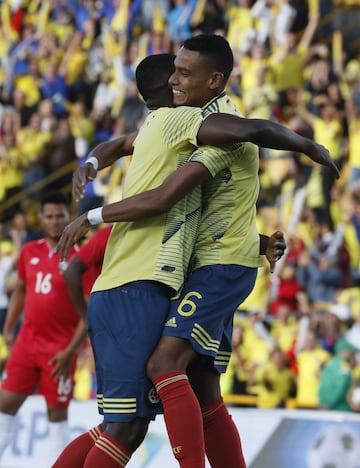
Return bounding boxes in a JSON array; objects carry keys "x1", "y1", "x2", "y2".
[{"x1": 148, "y1": 387, "x2": 160, "y2": 404}]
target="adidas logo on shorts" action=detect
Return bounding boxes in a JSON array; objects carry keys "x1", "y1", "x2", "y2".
[{"x1": 165, "y1": 317, "x2": 177, "y2": 328}]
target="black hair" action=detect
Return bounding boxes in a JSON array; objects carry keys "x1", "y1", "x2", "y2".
[
  {"x1": 136, "y1": 54, "x2": 176, "y2": 101},
  {"x1": 183, "y1": 34, "x2": 234, "y2": 84},
  {"x1": 40, "y1": 191, "x2": 70, "y2": 211}
]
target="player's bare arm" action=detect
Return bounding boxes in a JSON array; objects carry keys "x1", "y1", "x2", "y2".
[
  {"x1": 197, "y1": 113, "x2": 340, "y2": 178},
  {"x1": 73, "y1": 131, "x2": 137, "y2": 202},
  {"x1": 57, "y1": 161, "x2": 211, "y2": 261},
  {"x1": 2, "y1": 279, "x2": 25, "y2": 349}
]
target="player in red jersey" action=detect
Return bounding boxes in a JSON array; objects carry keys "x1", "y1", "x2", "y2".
[
  {"x1": 53, "y1": 225, "x2": 113, "y2": 465},
  {"x1": 63, "y1": 225, "x2": 112, "y2": 322},
  {"x1": 0, "y1": 192, "x2": 87, "y2": 466}
]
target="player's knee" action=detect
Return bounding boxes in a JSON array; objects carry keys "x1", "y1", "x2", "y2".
[
  {"x1": 47, "y1": 406, "x2": 68, "y2": 422},
  {"x1": 147, "y1": 337, "x2": 196, "y2": 381},
  {"x1": 105, "y1": 419, "x2": 149, "y2": 453},
  {"x1": 146, "y1": 352, "x2": 168, "y2": 381}
]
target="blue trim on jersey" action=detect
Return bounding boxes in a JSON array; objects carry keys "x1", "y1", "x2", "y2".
[{"x1": 202, "y1": 91, "x2": 226, "y2": 118}]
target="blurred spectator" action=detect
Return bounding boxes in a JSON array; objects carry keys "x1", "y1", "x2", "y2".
[
  {"x1": 226, "y1": 0, "x2": 254, "y2": 59},
  {"x1": 68, "y1": 101, "x2": 94, "y2": 151},
  {"x1": 43, "y1": 117, "x2": 77, "y2": 192},
  {"x1": 90, "y1": 68, "x2": 122, "y2": 122},
  {"x1": 270, "y1": 260, "x2": 301, "y2": 315},
  {"x1": 10, "y1": 88, "x2": 33, "y2": 127},
  {"x1": 115, "y1": 79, "x2": 148, "y2": 135},
  {"x1": 269, "y1": 24, "x2": 317, "y2": 109},
  {"x1": 296, "y1": 329, "x2": 331, "y2": 408},
  {"x1": 240, "y1": 308, "x2": 275, "y2": 395},
  {"x1": 0, "y1": 106, "x2": 20, "y2": 141},
  {"x1": 297, "y1": 96, "x2": 344, "y2": 223},
  {"x1": 270, "y1": 304, "x2": 299, "y2": 354},
  {"x1": 345, "y1": 87, "x2": 360, "y2": 190},
  {"x1": 57, "y1": 31, "x2": 91, "y2": 104},
  {"x1": 296, "y1": 242, "x2": 345, "y2": 307},
  {"x1": 221, "y1": 321, "x2": 248, "y2": 397},
  {"x1": 73, "y1": 342, "x2": 96, "y2": 400},
  {"x1": 0, "y1": 228, "x2": 19, "y2": 333},
  {"x1": 302, "y1": 56, "x2": 339, "y2": 116},
  {"x1": 93, "y1": 109, "x2": 115, "y2": 146},
  {"x1": 243, "y1": 65, "x2": 277, "y2": 119},
  {"x1": 17, "y1": 111, "x2": 51, "y2": 198},
  {"x1": 251, "y1": 347, "x2": 296, "y2": 408},
  {"x1": 38, "y1": 99, "x2": 57, "y2": 133},
  {"x1": 0, "y1": 132, "x2": 23, "y2": 220},
  {"x1": 40, "y1": 62, "x2": 68, "y2": 117},
  {"x1": 190, "y1": 0, "x2": 227, "y2": 35},
  {"x1": 239, "y1": 43, "x2": 271, "y2": 97},
  {"x1": 7, "y1": 212, "x2": 41, "y2": 247},
  {"x1": 167, "y1": 0, "x2": 194, "y2": 46},
  {"x1": 345, "y1": 311, "x2": 360, "y2": 349},
  {"x1": 318, "y1": 338, "x2": 359, "y2": 411},
  {"x1": 347, "y1": 379, "x2": 360, "y2": 412}
]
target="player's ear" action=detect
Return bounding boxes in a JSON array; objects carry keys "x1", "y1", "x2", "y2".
[{"x1": 209, "y1": 72, "x2": 224, "y2": 90}]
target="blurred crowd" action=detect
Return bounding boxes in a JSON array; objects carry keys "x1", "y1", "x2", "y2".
[{"x1": 1, "y1": 0, "x2": 360, "y2": 410}]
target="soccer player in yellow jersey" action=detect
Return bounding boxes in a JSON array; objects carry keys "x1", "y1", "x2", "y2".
[{"x1": 56, "y1": 38, "x2": 338, "y2": 468}]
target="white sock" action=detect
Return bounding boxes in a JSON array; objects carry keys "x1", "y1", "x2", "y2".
[
  {"x1": 42, "y1": 420, "x2": 70, "y2": 467},
  {"x1": 0, "y1": 412, "x2": 16, "y2": 459}
]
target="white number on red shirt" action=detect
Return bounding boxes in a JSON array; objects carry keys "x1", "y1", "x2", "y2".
[{"x1": 34, "y1": 272, "x2": 52, "y2": 294}]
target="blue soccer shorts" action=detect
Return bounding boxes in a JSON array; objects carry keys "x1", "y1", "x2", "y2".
[
  {"x1": 163, "y1": 264, "x2": 257, "y2": 373},
  {"x1": 87, "y1": 281, "x2": 170, "y2": 422}
]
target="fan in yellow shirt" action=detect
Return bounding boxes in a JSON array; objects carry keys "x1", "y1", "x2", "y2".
[
  {"x1": 345, "y1": 97, "x2": 360, "y2": 189},
  {"x1": 17, "y1": 113, "x2": 51, "y2": 166},
  {"x1": 253, "y1": 347, "x2": 296, "y2": 408},
  {"x1": 239, "y1": 310, "x2": 275, "y2": 395},
  {"x1": 296, "y1": 330, "x2": 331, "y2": 408},
  {"x1": 0, "y1": 133, "x2": 24, "y2": 205},
  {"x1": 240, "y1": 43, "x2": 272, "y2": 95},
  {"x1": 226, "y1": 0, "x2": 254, "y2": 58},
  {"x1": 271, "y1": 305, "x2": 299, "y2": 354},
  {"x1": 298, "y1": 98, "x2": 343, "y2": 223},
  {"x1": 13, "y1": 61, "x2": 42, "y2": 108},
  {"x1": 243, "y1": 65, "x2": 277, "y2": 119},
  {"x1": 269, "y1": 8, "x2": 318, "y2": 108}
]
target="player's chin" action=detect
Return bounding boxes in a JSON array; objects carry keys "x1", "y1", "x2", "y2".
[
  {"x1": 51, "y1": 230, "x2": 65, "y2": 240},
  {"x1": 173, "y1": 93, "x2": 187, "y2": 106}
]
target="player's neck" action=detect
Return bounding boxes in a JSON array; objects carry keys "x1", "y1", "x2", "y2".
[{"x1": 46, "y1": 237, "x2": 60, "y2": 250}]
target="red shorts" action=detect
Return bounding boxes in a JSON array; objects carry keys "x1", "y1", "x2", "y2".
[{"x1": 2, "y1": 333, "x2": 77, "y2": 408}]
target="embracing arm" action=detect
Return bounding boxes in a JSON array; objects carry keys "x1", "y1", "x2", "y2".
[
  {"x1": 88, "y1": 132, "x2": 137, "y2": 169},
  {"x1": 57, "y1": 162, "x2": 211, "y2": 260},
  {"x1": 102, "y1": 162, "x2": 210, "y2": 220},
  {"x1": 197, "y1": 113, "x2": 339, "y2": 178},
  {"x1": 73, "y1": 131, "x2": 137, "y2": 202}
]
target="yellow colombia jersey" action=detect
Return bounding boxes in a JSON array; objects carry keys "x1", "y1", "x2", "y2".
[
  {"x1": 92, "y1": 106, "x2": 205, "y2": 294},
  {"x1": 190, "y1": 93, "x2": 262, "y2": 270}
]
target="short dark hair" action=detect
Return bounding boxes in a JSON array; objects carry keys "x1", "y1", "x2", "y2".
[
  {"x1": 136, "y1": 54, "x2": 176, "y2": 101},
  {"x1": 40, "y1": 192, "x2": 70, "y2": 210},
  {"x1": 183, "y1": 34, "x2": 234, "y2": 84}
]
